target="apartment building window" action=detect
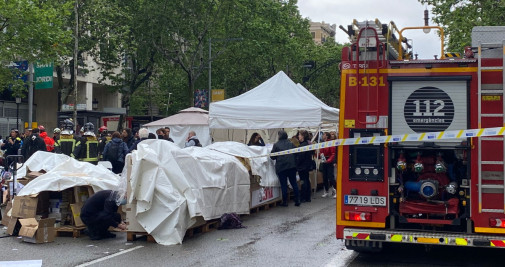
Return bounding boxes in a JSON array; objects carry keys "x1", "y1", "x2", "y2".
[{"x1": 311, "y1": 32, "x2": 315, "y2": 38}]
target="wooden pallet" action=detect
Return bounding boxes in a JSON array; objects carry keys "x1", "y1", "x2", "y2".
[
  {"x1": 56, "y1": 226, "x2": 87, "y2": 238},
  {"x1": 185, "y1": 219, "x2": 220, "y2": 238},
  {"x1": 249, "y1": 199, "x2": 282, "y2": 214},
  {"x1": 126, "y1": 219, "x2": 221, "y2": 243},
  {"x1": 126, "y1": 231, "x2": 156, "y2": 242}
]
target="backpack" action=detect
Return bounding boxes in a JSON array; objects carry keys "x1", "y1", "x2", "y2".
[
  {"x1": 218, "y1": 213, "x2": 245, "y2": 230},
  {"x1": 193, "y1": 138, "x2": 202, "y2": 147},
  {"x1": 106, "y1": 141, "x2": 120, "y2": 161}
]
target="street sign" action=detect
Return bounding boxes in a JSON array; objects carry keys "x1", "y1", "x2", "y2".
[
  {"x1": 9, "y1": 61, "x2": 28, "y2": 82},
  {"x1": 211, "y1": 89, "x2": 225, "y2": 102},
  {"x1": 34, "y1": 62, "x2": 53, "y2": 89}
]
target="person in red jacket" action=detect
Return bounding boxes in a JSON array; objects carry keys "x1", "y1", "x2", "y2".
[
  {"x1": 38, "y1": 125, "x2": 55, "y2": 152},
  {"x1": 318, "y1": 132, "x2": 336, "y2": 198}
]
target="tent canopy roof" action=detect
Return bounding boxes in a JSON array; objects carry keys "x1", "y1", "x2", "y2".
[
  {"x1": 209, "y1": 71, "x2": 339, "y2": 129},
  {"x1": 144, "y1": 107, "x2": 209, "y2": 127}
]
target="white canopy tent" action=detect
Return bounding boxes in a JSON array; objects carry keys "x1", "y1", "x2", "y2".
[
  {"x1": 143, "y1": 107, "x2": 211, "y2": 148},
  {"x1": 209, "y1": 71, "x2": 339, "y2": 130}
]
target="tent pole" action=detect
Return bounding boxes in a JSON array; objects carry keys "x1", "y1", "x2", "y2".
[
  {"x1": 313, "y1": 125, "x2": 321, "y2": 199},
  {"x1": 245, "y1": 129, "x2": 248, "y2": 144}
]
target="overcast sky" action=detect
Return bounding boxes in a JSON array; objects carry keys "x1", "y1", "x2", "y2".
[{"x1": 297, "y1": 0, "x2": 442, "y2": 59}]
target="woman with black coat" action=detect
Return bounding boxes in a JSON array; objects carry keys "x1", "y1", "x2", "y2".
[
  {"x1": 270, "y1": 130, "x2": 300, "y2": 207},
  {"x1": 122, "y1": 128, "x2": 135, "y2": 151},
  {"x1": 296, "y1": 130, "x2": 313, "y2": 202}
]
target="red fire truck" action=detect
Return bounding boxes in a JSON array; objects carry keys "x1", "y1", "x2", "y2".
[{"x1": 337, "y1": 20, "x2": 505, "y2": 251}]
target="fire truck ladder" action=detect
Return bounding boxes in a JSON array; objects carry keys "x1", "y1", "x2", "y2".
[
  {"x1": 351, "y1": 21, "x2": 385, "y2": 125},
  {"x1": 352, "y1": 19, "x2": 402, "y2": 60},
  {"x1": 478, "y1": 41, "x2": 505, "y2": 213}
]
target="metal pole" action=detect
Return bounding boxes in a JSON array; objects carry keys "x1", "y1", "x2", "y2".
[
  {"x1": 149, "y1": 81, "x2": 153, "y2": 122},
  {"x1": 167, "y1": 93, "x2": 172, "y2": 115},
  {"x1": 16, "y1": 102, "x2": 19, "y2": 131},
  {"x1": 28, "y1": 63, "x2": 33, "y2": 129},
  {"x1": 208, "y1": 38, "x2": 212, "y2": 109},
  {"x1": 73, "y1": 0, "x2": 78, "y2": 132},
  {"x1": 314, "y1": 125, "x2": 321, "y2": 198}
]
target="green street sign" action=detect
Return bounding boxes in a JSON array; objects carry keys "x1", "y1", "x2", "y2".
[{"x1": 34, "y1": 62, "x2": 54, "y2": 89}]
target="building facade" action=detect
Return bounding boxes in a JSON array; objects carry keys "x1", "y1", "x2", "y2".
[
  {"x1": 309, "y1": 21, "x2": 337, "y2": 44},
  {"x1": 0, "y1": 58, "x2": 123, "y2": 137}
]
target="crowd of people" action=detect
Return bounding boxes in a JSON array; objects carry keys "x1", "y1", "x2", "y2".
[
  {"x1": 252, "y1": 130, "x2": 338, "y2": 207},
  {"x1": 0, "y1": 119, "x2": 184, "y2": 175},
  {"x1": 0, "y1": 126, "x2": 56, "y2": 169},
  {"x1": 2, "y1": 124, "x2": 336, "y2": 193},
  {"x1": 1, "y1": 123, "x2": 337, "y2": 240}
]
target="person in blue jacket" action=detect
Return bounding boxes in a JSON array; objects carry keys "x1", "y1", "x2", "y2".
[{"x1": 103, "y1": 131, "x2": 129, "y2": 174}]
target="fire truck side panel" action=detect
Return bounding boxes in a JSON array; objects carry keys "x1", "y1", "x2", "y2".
[
  {"x1": 471, "y1": 65, "x2": 505, "y2": 230},
  {"x1": 338, "y1": 23, "x2": 505, "y2": 250}
]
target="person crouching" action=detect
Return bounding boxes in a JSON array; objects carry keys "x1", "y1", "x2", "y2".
[{"x1": 80, "y1": 190, "x2": 127, "y2": 240}]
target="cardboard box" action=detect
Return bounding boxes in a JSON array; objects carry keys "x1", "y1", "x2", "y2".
[
  {"x1": 7, "y1": 217, "x2": 20, "y2": 235},
  {"x1": 11, "y1": 196, "x2": 38, "y2": 218},
  {"x1": 309, "y1": 170, "x2": 323, "y2": 191},
  {"x1": 36, "y1": 191, "x2": 50, "y2": 217},
  {"x1": 14, "y1": 178, "x2": 32, "y2": 186},
  {"x1": 70, "y1": 203, "x2": 84, "y2": 227},
  {"x1": 1, "y1": 201, "x2": 12, "y2": 226},
  {"x1": 18, "y1": 218, "x2": 56, "y2": 244},
  {"x1": 249, "y1": 175, "x2": 261, "y2": 191},
  {"x1": 74, "y1": 186, "x2": 93, "y2": 203},
  {"x1": 25, "y1": 171, "x2": 44, "y2": 179}
]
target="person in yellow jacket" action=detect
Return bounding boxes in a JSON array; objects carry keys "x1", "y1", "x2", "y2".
[
  {"x1": 72, "y1": 122, "x2": 99, "y2": 165},
  {"x1": 54, "y1": 119, "x2": 79, "y2": 156},
  {"x1": 1, "y1": 129, "x2": 22, "y2": 168}
]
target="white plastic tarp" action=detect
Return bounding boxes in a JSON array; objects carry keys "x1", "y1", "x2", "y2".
[
  {"x1": 16, "y1": 151, "x2": 70, "y2": 178},
  {"x1": 17, "y1": 155, "x2": 120, "y2": 196},
  {"x1": 128, "y1": 140, "x2": 250, "y2": 245},
  {"x1": 143, "y1": 107, "x2": 211, "y2": 148},
  {"x1": 209, "y1": 71, "x2": 339, "y2": 129},
  {"x1": 206, "y1": 141, "x2": 279, "y2": 187},
  {"x1": 210, "y1": 128, "x2": 281, "y2": 145}
]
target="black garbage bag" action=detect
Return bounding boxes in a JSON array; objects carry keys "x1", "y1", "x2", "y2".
[{"x1": 218, "y1": 213, "x2": 246, "y2": 230}]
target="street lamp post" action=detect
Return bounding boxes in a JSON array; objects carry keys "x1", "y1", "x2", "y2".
[
  {"x1": 208, "y1": 37, "x2": 243, "y2": 107},
  {"x1": 15, "y1": 97, "x2": 21, "y2": 131},
  {"x1": 166, "y1": 92, "x2": 172, "y2": 115}
]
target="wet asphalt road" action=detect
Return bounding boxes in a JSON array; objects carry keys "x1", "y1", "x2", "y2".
[
  {"x1": 1, "y1": 193, "x2": 346, "y2": 267},
  {"x1": 2, "y1": 192, "x2": 505, "y2": 267}
]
